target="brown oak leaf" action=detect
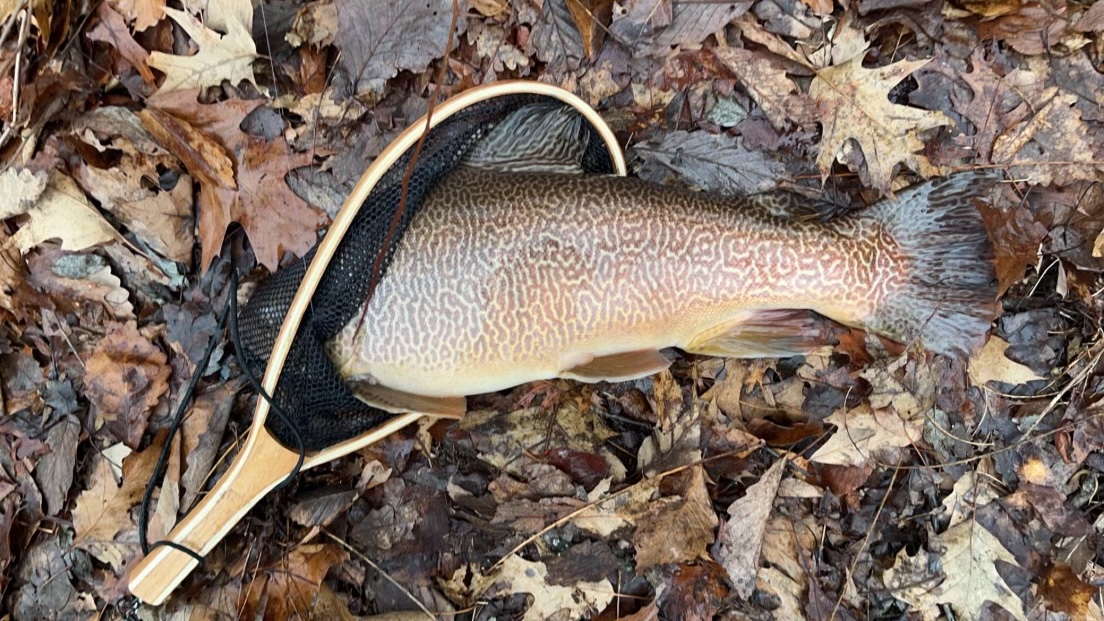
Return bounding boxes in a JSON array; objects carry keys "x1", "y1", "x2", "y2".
[
  {"x1": 85, "y1": 321, "x2": 170, "y2": 448},
  {"x1": 147, "y1": 93, "x2": 325, "y2": 270}
]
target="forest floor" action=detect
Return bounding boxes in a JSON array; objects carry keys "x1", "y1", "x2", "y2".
[{"x1": 1, "y1": 0, "x2": 1104, "y2": 619}]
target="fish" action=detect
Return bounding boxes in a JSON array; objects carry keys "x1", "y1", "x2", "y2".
[{"x1": 324, "y1": 103, "x2": 997, "y2": 417}]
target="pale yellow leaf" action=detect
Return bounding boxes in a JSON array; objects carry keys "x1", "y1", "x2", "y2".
[
  {"x1": 0, "y1": 167, "x2": 48, "y2": 217},
  {"x1": 811, "y1": 404, "x2": 922, "y2": 466},
  {"x1": 8, "y1": 172, "x2": 118, "y2": 254},
  {"x1": 811, "y1": 53, "x2": 952, "y2": 192},
  {"x1": 715, "y1": 458, "x2": 786, "y2": 599},
  {"x1": 148, "y1": 6, "x2": 258, "y2": 93},
  {"x1": 455, "y1": 556, "x2": 615, "y2": 621},
  {"x1": 968, "y1": 337, "x2": 1043, "y2": 386},
  {"x1": 886, "y1": 520, "x2": 1027, "y2": 621},
  {"x1": 1091, "y1": 227, "x2": 1102, "y2": 258},
  {"x1": 72, "y1": 442, "x2": 160, "y2": 572}
]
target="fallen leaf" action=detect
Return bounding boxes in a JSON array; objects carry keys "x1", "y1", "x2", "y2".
[
  {"x1": 26, "y1": 249, "x2": 135, "y2": 319},
  {"x1": 112, "y1": 0, "x2": 166, "y2": 31},
  {"x1": 256, "y1": 544, "x2": 348, "y2": 620},
  {"x1": 86, "y1": 3, "x2": 155, "y2": 84},
  {"x1": 992, "y1": 90, "x2": 1102, "y2": 187},
  {"x1": 610, "y1": 0, "x2": 752, "y2": 57},
  {"x1": 72, "y1": 440, "x2": 161, "y2": 572},
  {"x1": 566, "y1": 0, "x2": 613, "y2": 59},
  {"x1": 9, "y1": 538, "x2": 95, "y2": 619},
  {"x1": 712, "y1": 47, "x2": 814, "y2": 129},
  {"x1": 85, "y1": 321, "x2": 170, "y2": 448},
  {"x1": 334, "y1": 0, "x2": 466, "y2": 95},
  {"x1": 714, "y1": 458, "x2": 786, "y2": 599},
  {"x1": 811, "y1": 404, "x2": 923, "y2": 466},
  {"x1": 968, "y1": 337, "x2": 1044, "y2": 386},
  {"x1": 978, "y1": 0, "x2": 1085, "y2": 56},
  {"x1": 139, "y1": 107, "x2": 236, "y2": 190},
  {"x1": 148, "y1": 94, "x2": 325, "y2": 270},
  {"x1": 467, "y1": 20, "x2": 530, "y2": 73},
  {"x1": 180, "y1": 381, "x2": 239, "y2": 509},
  {"x1": 517, "y1": 0, "x2": 585, "y2": 81},
  {"x1": 1037, "y1": 563, "x2": 1097, "y2": 618},
  {"x1": 811, "y1": 53, "x2": 952, "y2": 192},
  {"x1": 632, "y1": 465, "x2": 718, "y2": 571},
  {"x1": 148, "y1": 6, "x2": 259, "y2": 93},
  {"x1": 2, "y1": 171, "x2": 118, "y2": 254},
  {"x1": 885, "y1": 519, "x2": 1027, "y2": 621},
  {"x1": 633, "y1": 131, "x2": 786, "y2": 195},
  {"x1": 33, "y1": 414, "x2": 80, "y2": 517},
  {"x1": 286, "y1": 1, "x2": 339, "y2": 48},
  {"x1": 977, "y1": 198, "x2": 1050, "y2": 296},
  {"x1": 457, "y1": 555, "x2": 616, "y2": 621},
  {"x1": 756, "y1": 513, "x2": 820, "y2": 618}
]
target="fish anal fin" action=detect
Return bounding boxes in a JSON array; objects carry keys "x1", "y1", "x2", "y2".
[
  {"x1": 563, "y1": 349, "x2": 672, "y2": 383},
  {"x1": 685, "y1": 310, "x2": 835, "y2": 358},
  {"x1": 348, "y1": 378, "x2": 466, "y2": 420}
]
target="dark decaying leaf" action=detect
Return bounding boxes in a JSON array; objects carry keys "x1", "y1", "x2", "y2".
[
  {"x1": 335, "y1": 0, "x2": 467, "y2": 95},
  {"x1": 633, "y1": 130, "x2": 786, "y2": 195},
  {"x1": 611, "y1": 0, "x2": 752, "y2": 57},
  {"x1": 34, "y1": 414, "x2": 80, "y2": 517}
]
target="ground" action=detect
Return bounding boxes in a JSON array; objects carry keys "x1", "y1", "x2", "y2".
[{"x1": 1, "y1": 0, "x2": 1103, "y2": 619}]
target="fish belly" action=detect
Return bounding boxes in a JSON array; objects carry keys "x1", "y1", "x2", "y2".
[{"x1": 330, "y1": 170, "x2": 879, "y2": 397}]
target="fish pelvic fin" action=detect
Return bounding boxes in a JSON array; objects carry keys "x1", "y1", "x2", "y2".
[
  {"x1": 685, "y1": 309, "x2": 838, "y2": 358},
  {"x1": 347, "y1": 377, "x2": 467, "y2": 420},
  {"x1": 562, "y1": 349, "x2": 672, "y2": 383},
  {"x1": 863, "y1": 171, "x2": 998, "y2": 358}
]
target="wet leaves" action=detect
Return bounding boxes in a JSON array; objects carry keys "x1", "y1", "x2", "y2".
[{"x1": 1, "y1": 0, "x2": 1103, "y2": 618}]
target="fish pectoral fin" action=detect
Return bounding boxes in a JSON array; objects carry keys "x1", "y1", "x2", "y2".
[
  {"x1": 685, "y1": 310, "x2": 835, "y2": 358},
  {"x1": 562, "y1": 349, "x2": 672, "y2": 383},
  {"x1": 347, "y1": 378, "x2": 467, "y2": 420}
]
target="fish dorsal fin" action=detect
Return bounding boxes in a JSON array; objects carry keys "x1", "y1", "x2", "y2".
[
  {"x1": 459, "y1": 102, "x2": 593, "y2": 174},
  {"x1": 563, "y1": 349, "x2": 673, "y2": 383},
  {"x1": 346, "y1": 377, "x2": 466, "y2": 420}
]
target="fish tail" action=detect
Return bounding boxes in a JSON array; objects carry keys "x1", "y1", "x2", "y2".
[{"x1": 862, "y1": 172, "x2": 998, "y2": 357}]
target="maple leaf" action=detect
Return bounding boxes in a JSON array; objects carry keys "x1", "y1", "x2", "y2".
[
  {"x1": 811, "y1": 53, "x2": 952, "y2": 192},
  {"x1": 85, "y1": 321, "x2": 170, "y2": 449},
  {"x1": 72, "y1": 441, "x2": 161, "y2": 572},
  {"x1": 885, "y1": 519, "x2": 1028, "y2": 621},
  {"x1": 148, "y1": 6, "x2": 258, "y2": 93}
]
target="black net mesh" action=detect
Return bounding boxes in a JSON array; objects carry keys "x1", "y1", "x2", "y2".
[{"x1": 236, "y1": 93, "x2": 616, "y2": 450}]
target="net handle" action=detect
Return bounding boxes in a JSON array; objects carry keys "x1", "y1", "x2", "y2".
[{"x1": 127, "y1": 81, "x2": 626, "y2": 606}]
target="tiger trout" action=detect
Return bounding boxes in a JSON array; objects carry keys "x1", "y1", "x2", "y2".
[{"x1": 326, "y1": 103, "x2": 997, "y2": 417}]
